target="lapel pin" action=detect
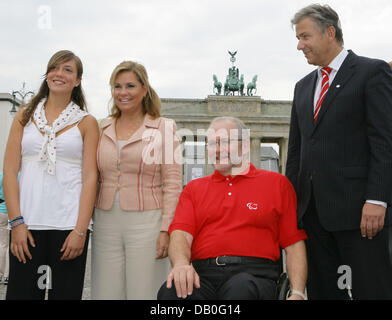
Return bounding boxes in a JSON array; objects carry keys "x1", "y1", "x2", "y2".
[{"x1": 336, "y1": 84, "x2": 341, "y2": 88}]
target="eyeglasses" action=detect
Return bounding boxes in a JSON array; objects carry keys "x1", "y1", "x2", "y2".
[{"x1": 206, "y1": 138, "x2": 242, "y2": 148}]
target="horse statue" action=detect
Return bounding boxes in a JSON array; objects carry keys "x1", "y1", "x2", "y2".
[
  {"x1": 247, "y1": 75, "x2": 258, "y2": 96},
  {"x1": 213, "y1": 74, "x2": 222, "y2": 95}
]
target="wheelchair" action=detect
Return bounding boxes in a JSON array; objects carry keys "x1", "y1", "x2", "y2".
[
  {"x1": 276, "y1": 250, "x2": 291, "y2": 300},
  {"x1": 276, "y1": 271, "x2": 290, "y2": 300}
]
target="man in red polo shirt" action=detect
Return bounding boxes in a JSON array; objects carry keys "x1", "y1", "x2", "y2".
[{"x1": 157, "y1": 116, "x2": 308, "y2": 300}]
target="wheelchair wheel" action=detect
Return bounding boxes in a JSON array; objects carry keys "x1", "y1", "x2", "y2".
[{"x1": 276, "y1": 272, "x2": 290, "y2": 300}]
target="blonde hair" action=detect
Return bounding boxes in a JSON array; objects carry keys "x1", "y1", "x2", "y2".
[
  {"x1": 109, "y1": 61, "x2": 161, "y2": 119},
  {"x1": 21, "y1": 50, "x2": 86, "y2": 126}
]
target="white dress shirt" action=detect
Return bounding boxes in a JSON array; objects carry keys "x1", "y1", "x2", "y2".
[
  {"x1": 313, "y1": 48, "x2": 387, "y2": 209},
  {"x1": 313, "y1": 48, "x2": 349, "y2": 109}
]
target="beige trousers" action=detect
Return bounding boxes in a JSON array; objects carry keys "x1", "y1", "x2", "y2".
[
  {"x1": 91, "y1": 203, "x2": 170, "y2": 300},
  {"x1": 0, "y1": 214, "x2": 9, "y2": 280}
]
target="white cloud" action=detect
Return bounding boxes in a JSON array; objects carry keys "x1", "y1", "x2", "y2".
[{"x1": 1, "y1": 0, "x2": 391, "y2": 119}]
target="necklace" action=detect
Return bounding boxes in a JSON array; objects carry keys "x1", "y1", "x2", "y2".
[{"x1": 116, "y1": 117, "x2": 144, "y2": 140}]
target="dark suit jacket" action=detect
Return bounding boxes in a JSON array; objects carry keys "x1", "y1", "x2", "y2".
[{"x1": 286, "y1": 50, "x2": 392, "y2": 232}]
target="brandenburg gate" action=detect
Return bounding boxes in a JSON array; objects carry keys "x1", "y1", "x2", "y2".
[
  {"x1": 161, "y1": 51, "x2": 291, "y2": 180},
  {"x1": 161, "y1": 95, "x2": 291, "y2": 176}
]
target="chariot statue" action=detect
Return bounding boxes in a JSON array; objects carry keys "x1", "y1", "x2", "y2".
[
  {"x1": 224, "y1": 51, "x2": 243, "y2": 96},
  {"x1": 212, "y1": 51, "x2": 258, "y2": 96}
]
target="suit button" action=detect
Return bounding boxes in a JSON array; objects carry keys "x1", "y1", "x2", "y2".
[{"x1": 311, "y1": 138, "x2": 316, "y2": 145}]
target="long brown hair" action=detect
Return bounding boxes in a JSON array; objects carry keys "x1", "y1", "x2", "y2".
[
  {"x1": 21, "y1": 50, "x2": 87, "y2": 126},
  {"x1": 109, "y1": 61, "x2": 161, "y2": 119}
]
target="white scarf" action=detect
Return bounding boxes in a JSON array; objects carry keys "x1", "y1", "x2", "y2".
[{"x1": 33, "y1": 99, "x2": 88, "y2": 175}]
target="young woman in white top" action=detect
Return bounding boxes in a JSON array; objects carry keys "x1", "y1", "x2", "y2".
[{"x1": 3, "y1": 50, "x2": 99, "y2": 300}]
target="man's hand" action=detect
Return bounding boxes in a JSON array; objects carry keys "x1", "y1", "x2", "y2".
[
  {"x1": 360, "y1": 202, "x2": 386, "y2": 239},
  {"x1": 166, "y1": 264, "x2": 200, "y2": 299}
]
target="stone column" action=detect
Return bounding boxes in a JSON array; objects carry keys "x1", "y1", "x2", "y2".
[
  {"x1": 279, "y1": 137, "x2": 289, "y2": 175},
  {"x1": 250, "y1": 137, "x2": 261, "y2": 169},
  {"x1": 181, "y1": 136, "x2": 187, "y2": 186},
  {"x1": 205, "y1": 137, "x2": 215, "y2": 176}
]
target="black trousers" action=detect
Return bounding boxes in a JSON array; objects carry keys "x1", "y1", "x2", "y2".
[
  {"x1": 157, "y1": 258, "x2": 279, "y2": 300},
  {"x1": 303, "y1": 193, "x2": 392, "y2": 300},
  {"x1": 6, "y1": 230, "x2": 90, "y2": 300}
]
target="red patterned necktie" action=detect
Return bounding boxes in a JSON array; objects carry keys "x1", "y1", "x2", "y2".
[{"x1": 314, "y1": 66, "x2": 332, "y2": 122}]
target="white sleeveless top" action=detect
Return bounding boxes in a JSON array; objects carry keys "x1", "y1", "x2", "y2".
[{"x1": 19, "y1": 121, "x2": 92, "y2": 230}]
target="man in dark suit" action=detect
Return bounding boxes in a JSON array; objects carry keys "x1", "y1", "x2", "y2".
[{"x1": 286, "y1": 4, "x2": 392, "y2": 299}]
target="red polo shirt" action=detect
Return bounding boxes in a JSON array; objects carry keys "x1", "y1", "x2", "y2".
[{"x1": 168, "y1": 163, "x2": 307, "y2": 262}]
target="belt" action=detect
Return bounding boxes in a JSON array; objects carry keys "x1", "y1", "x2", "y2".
[{"x1": 192, "y1": 256, "x2": 276, "y2": 267}]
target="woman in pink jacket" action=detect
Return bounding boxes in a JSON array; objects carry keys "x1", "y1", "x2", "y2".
[{"x1": 91, "y1": 61, "x2": 182, "y2": 299}]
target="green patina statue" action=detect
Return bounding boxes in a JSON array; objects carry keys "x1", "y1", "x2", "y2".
[
  {"x1": 213, "y1": 74, "x2": 222, "y2": 95},
  {"x1": 213, "y1": 51, "x2": 258, "y2": 96},
  {"x1": 239, "y1": 74, "x2": 244, "y2": 96},
  {"x1": 247, "y1": 75, "x2": 258, "y2": 96}
]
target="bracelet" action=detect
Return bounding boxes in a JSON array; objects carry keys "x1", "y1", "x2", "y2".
[
  {"x1": 287, "y1": 289, "x2": 307, "y2": 300},
  {"x1": 10, "y1": 220, "x2": 25, "y2": 230},
  {"x1": 8, "y1": 216, "x2": 24, "y2": 227},
  {"x1": 73, "y1": 229, "x2": 86, "y2": 238}
]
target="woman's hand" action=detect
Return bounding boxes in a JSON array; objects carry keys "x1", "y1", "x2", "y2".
[
  {"x1": 156, "y1": 231, "x2": 170, "y2": 259},
  {"x1": 10, "y1": 224, "x2": 35, "y2": 263},
  {"x1": 60, "y1": 230, "x2": 86, "y2": 261}
]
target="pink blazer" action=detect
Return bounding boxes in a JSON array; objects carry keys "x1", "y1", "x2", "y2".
[{"x1": 96, "y1": 115, "x2": 182, "y2": 231}]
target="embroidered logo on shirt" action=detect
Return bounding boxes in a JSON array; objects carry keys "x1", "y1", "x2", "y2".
[{"x1": 246, "y1": 202, "x2": 258, "y2": 210}]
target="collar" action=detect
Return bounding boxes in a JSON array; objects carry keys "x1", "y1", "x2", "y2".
[
  {"x1": 144, "y1": 114, "x2": 160, "y2": 129},
  {"x1": 101, "y1": 113, "x2": 160, "y2": 130},
  {"x1": 317, "y1": 48, "x2": 349, "y2": 76},
  {"x1": 211, "y1": 163, "x2": 257, "y2": 182},
  {"x1": 100, "y1": 113, "x2": 160, "y2": 143}
]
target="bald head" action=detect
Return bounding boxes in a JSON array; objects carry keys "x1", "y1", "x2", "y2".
[
  {"x1": 207, "y1": 116, "x2": 251, "y2": 176},
  {"x1": 208, "y1": 116, "x2": 250, "y2": 142}
]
